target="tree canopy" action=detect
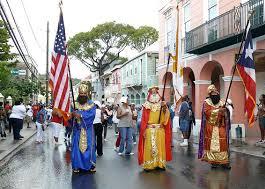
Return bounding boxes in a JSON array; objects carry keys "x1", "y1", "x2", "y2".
[{"x1": 68, "y1": 22, "x2": 158, "y2": 76}]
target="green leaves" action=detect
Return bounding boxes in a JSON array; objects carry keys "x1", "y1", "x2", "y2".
[{"x1": 68, "y1": 22, "x2": 158, "y2": 75}]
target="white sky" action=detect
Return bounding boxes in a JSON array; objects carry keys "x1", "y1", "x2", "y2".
[{"x1": 5, "y1": 0, "x2": 161, "y2": 79}]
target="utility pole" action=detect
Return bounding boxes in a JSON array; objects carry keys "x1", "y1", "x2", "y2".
[{"x1": 46, "y1": 21, "x2": 49, "y2": 106}]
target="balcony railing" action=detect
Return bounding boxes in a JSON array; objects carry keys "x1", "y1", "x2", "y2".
[{"x1": 185, "y1": 0, "x2": 264, "y2": 54}]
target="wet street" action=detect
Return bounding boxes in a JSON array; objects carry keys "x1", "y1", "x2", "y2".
[{"x1": 0, "y1": 128, "x2": 264, "y2": 189}]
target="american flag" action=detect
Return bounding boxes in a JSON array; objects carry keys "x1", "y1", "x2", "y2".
[
  {"x1": 49, "y1": 11, "x2": 70, "y2": 117},
  {"x1": 236, "y1": 28, "x2": 256, "y2": 127}
]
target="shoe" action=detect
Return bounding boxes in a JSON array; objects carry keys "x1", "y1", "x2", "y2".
[
  {"x1": 180, "y1": 139, "x2": 188, "y2": 147},
  {"x1": 114, "y1": 146, "x2": 119, "y2": 151},
  {"x1": 118, "y1": 152, "x2": 123, "y2": 156},
  {"x1": 19, "y1": 136, "x2": 24, "y2": 138},
  {"x1": 256, "y1": 140, "x2": 264, "y2": 144},
  {"x1": 104, "y1": 139, "x2": 108, "y2": 142},
  {"x1": 115, "y1": 133, "x2": 119, "y2": 136},
  {"x1": 125, "y1": 152, "x2": 134, "y2": 156},
  {"x1": 27, "y1": 126, "x2": 31, "y2": 128},
  {"x1": 133, "y1": 142, "x2": 137, "y2": 145},
  {"x1": 73, "y1": 169, "x2": 80, "y2": 173}
]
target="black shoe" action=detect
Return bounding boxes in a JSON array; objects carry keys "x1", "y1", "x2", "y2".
[
  {"x1": 27, "y1": 126, "x2": 31, "y2": 128},
  {"x1": 14, "y1": 138, "x2": 22, "y2": 140},
  {"x1": 19, "y1": 136, "x2": 24, "y2": 138}
]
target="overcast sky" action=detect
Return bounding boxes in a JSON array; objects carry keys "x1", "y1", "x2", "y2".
[{"x1": 5, "y1": 0, "x2": 162, "y2": 79}]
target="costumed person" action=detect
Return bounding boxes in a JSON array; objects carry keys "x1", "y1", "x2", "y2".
[
  {"x1": 71, "y1": 83, "x2": 96, "y2": 173},
  {"x1": 138, "y1": 86, "x2": 172, "y2": 171},
  {"x1": 50, "y1": 108, "x2": 63, "y2": 145},
  {"x1": 198, "y1": 85, "x2": 231, "y2": 169}
]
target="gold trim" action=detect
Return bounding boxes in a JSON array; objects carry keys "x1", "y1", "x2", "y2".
[
  {"x1": 209, "y1": 109, "x2": 219, "y2": 125},
  {"x1": 79, "y1": 128, "x2": 87, "y2": 153},
  {"x1": 76, "y1": 102, "x2": 94, "y2": 111},
  {"x1": 210, "y1": 126, "x2": 220, "y2": 152},
  {"x1": 143, "y1": 101, "x2": 161, "y2": 112}
]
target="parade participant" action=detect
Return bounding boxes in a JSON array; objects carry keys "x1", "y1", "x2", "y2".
[
  {"x1": 71, "y1": 83, "x2": 96, "y2": 173},
  {"x1": 35, "y1": 105, "x2": 46, "y2": 143},
  {"x1": 32, "y1": 103, "x2": 39, "y2": 122},
  {"x1": 116, "y1": 96, "x2": 134, "y2": 155},
  {"x1": 50, "y1": 108, "x2": 63, "y2": 145},
  {"x1": 198, "y1": 85, "x2": 231, "y2": 169},
  {"x1": 138, "y1": 86, "x2": 172, "y2": 170},
  {"x1": 256, "y1": 94, "x2": 265, "y2": 144}
]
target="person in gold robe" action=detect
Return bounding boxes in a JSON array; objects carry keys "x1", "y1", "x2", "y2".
[
  {"x1": 138, "y1": 86, "x2": 172, "y2": 171},
  {"x1": 198, "y1": 85, "x2": 231, "y2": 169}
]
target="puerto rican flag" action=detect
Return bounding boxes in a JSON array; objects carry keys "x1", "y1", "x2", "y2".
[{"x1": 236, "y1": 28, "x2": 256, "y2": 127}]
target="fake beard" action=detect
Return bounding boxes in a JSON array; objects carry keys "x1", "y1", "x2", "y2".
[
  {"x1": 210, "y1": 95, "x2": 220, "y2": 105},
  {"x1": 149, "y1": 93, "x2": 160, "y2": 103},
  {"x1": 77, "y1": 96, "x2": 88, "y2": 105}
]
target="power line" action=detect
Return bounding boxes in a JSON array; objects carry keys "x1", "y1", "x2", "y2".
[
  {"x1": 19, "y1": 0, "x2": 45, "y2": 52},
  {"x1": 0, "y1": 1, "x2": 37, "y2": 78},
  {"x1": 5, "y1": 0, "x2": 37, "y2": 68}
]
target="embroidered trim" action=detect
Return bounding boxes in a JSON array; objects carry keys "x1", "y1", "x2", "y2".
[
  {"x1": 76, "y1": 102, "x2": 94, "y2": 111},
  {"x1": 210, "y1": 126, "x2": 220, "y2": 152},
  {"x1": 142, "y1": 158, "x2": 166, "y2": 166},
  {"x1": 79, "y1": 128, "x2": 87, "y2": 153},
  {"x1": 151, "y1": 128, "x2": 158, "y2": 158},
  {"x1": 143, "y1": 101, "x2": 161, "y2": 112}
]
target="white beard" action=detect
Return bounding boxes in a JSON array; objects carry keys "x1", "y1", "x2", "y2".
[{"x1": 148, "y1": 93, "x2": 160, "y2": 103}]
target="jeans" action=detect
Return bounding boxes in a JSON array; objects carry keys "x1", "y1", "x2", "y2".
[
  {"x1": 132, "y1": 127, "x2": 137, "y2": 143},
  {"x1": 118, "y1": 127, "x2": 133, "y2": 154},
  {"x1": 10, "y1": 118, "x2": 23, "y2": 139},
  {"x1": 103, "y1": 121, "x2": 107, "y2": 139}
]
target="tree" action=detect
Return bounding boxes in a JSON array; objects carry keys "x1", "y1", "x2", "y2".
[
  {"x1": 131, "y1": 26, "x2": 158, "y2": 52},
  {"x1": 0, "y1": 20, "x2": 14, "y2": 61},
  {"x1": 68, "y1": 22, "x2": 133, "y2": 76}
]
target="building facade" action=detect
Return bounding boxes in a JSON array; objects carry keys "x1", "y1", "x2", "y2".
[
  {"x1": 121, "y1": 44, "x2": 159, "y2": 105},
  {"x1": 158, "y1": 0, "x2": 265, "y2": 138}
]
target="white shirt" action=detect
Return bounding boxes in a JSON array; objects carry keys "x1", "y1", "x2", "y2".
[
  {"x1": 93, "y1": 109, "x2": 102, "y2": 124},
  {"x1": 10, "y1": 104, "x2": 26, "y2": 120},
  {"x1": 112, "y1": 110, "x2": 119, "y2": 124},
  {"x1": 26, "y1": 109, "x2": 33, "y2": 117}
]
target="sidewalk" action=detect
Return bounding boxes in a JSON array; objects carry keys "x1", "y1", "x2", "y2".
[{"x1": 0, "y1": 123, "x2": 36, "y2": 166}]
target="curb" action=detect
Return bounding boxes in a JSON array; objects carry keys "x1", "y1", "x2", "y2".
[{"x1": 0, "y1": 131, "x2": 36, "y2": 168}]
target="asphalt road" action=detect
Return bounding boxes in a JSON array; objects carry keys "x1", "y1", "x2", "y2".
[{"x1": 0, "y1": 127, "x2": 264, "y2": 189}]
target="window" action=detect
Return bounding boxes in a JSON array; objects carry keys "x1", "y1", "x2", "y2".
[
  {"x1": 165, "y1": 16, "x2": 173, "y2": 47},
  {"x1": 208, "y1": 0, "x2": 217, "y2": 20},
  {"x1": 184, "y1": 3, "x2": 191, "y2": 33}
]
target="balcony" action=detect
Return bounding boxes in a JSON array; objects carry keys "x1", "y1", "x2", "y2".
[{"x1": 185, "y1": 0, "x2": 265, "y2": 54}]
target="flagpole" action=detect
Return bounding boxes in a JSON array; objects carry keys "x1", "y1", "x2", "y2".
[
  {"x1": 158, "y1": 53, "x2": 171, "y2": 123},
  {"x1": 59, "y1": 1, "x2": 76, "y2": 111},
  {"x1": 224, "y1": 10, "x2": 254, "y2": 106},
  {"x1": 46, "y1": 21, "x2": 49, "y2": 106}
]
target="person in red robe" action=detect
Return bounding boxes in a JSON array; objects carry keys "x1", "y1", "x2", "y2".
[{"x1": 138, "y1": 86, "x2": 172, "y2": 171}]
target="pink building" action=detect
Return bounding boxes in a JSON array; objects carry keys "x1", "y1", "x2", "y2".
[{"x1": 158, "y1": 0, "x2": 265, "y2": 138}]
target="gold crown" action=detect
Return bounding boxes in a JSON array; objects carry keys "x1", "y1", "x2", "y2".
[
  {"x1": 207, "y1": 84, "x2": 219, "y2": 94},
  {"x1": 78, "y1": 82, "x2": 89, "y2": 95}
]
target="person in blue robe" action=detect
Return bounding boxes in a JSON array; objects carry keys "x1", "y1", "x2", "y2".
[{"x1": 71, "y1": 82, "x2": 96, "y2": 173}]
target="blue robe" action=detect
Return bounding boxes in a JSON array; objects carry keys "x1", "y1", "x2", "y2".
[{"x1": 71, "y1": 100, "x2": 96, "y2": 171}]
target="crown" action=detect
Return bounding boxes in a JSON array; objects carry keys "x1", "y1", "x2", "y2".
[{"x1": 78, "y1": 82, "x2": 89, "y2": 95}]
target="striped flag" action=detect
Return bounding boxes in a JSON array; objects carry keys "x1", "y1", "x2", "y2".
[
  {"x1": 236, "y1": 28, "x2": 256, "y2": 127},
  {"x1": 49, "y1": 10, "x2": 70, "y2": 118}
]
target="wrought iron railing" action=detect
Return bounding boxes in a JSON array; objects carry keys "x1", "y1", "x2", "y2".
[{"x1": 185, "y1": 0, "x2": 264, "y2": 53}]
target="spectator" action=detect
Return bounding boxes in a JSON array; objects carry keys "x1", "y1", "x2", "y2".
[
  {"x1": 35, "y1": 105, "x2": 46, "y2": 143},
  {"x1": 102, "y1": 106, "x2": 109, "y2": 142},
  {"x1": 112, "y1": 105, "x2": 120, "y2": 135},
  {"x1": 136, "y1": 106, "x2": 142, "y2": 134},
  {"x1": 93, "y1": 101, "x2": 104, "y2": 156},
  {"x1": 9, "y1": 98, "x2": 26, "y2": 140},
  {"x1": 167, "y1": 102, "x2": 175, "y2": 147},
  {"x1": 131, "y1": 103, "x2": 137, "y2": 144},
  {"x1": 0, "y1": 103, "x2": 7, "y2": 139},
  {"x1": 179, "y1": 95, "x2": 190, "y2": 147},
  {"x1": 25, "y1": 104, "x2": 33, "y2": 128},
  {"x1": 187, "y1": 100, "x2": 195, "y2": 140},
  {"x1": 4, "y1": 101, "x2": 12, "y2": 133},
  {"x1": 256, "y1": 94, "x2": 265, "y2": 144}
]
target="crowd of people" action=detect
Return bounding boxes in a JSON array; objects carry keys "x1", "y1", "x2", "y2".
[{"x1": 1, "y1": 83, "x2": 265, "y2": 174}]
